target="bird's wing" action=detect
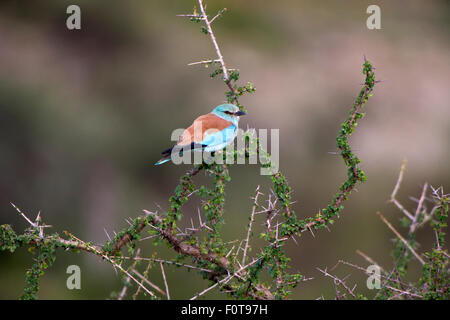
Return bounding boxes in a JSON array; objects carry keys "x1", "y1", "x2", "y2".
[
  {"x1": 177, "y1": 113, "x2": 233, "y2": 147},
  {"x1": 201, "y1": 125, "x2": 237, "y2": 152}
]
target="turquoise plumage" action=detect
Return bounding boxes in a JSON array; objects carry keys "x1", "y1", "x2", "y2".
[{"x1": 155, "y1": 104, "x2": 245, "y2": 165}]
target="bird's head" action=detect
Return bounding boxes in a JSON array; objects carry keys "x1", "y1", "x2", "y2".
[{"x1": 212, "y1": 104, "x2": 246, "y2": 125}]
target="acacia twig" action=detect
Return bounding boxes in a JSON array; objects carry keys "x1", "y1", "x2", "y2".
[
  {"x1": 376, "y1": 211, "x2": 425, "y2": 265},
  {"x1": 317, "y1": 267, "x2": 357, "y2": 299},
  {"x1": 130, "y1": 268, "x2": 165, "y2": 297},
  {"x1": 190, "y1": 258, "x2": 260, "y2": 300},
  {"x1": 356, "y1": 249, "x2": 385, "y2": 272},
  {"x1": 242, "y1": 186, "x2": 261, "y2": 265},
  {"x1": 197, "y1": 0, "x2": 238, "y2": 103},
  {"x1": 160, "y1": 262, "x2": 170, "y2": 300},
  {"x1": 389, "y1": 160, "x2": 414, "y2": 221},
  {"x1": 118, "y1": 249, "x2": 141, "y2": 300}
]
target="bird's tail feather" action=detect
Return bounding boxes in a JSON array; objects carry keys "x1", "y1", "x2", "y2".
[
  {"x1": 154, "y1": 155, "x2": 171, "y2": 165},
  {"x1": 155, "y1": 143, "x2": 208, "y2": 166},
  {"x1": 155, "y1": 146, "x2": 173, "y2": 165},
  {"x1": 161, "y1": 147, "x2": 173, "y2": 155}
]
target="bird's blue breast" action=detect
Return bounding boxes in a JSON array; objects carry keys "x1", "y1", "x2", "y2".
[{"x1": 201, "y1": 124, "x2": 237, "y2": 152}]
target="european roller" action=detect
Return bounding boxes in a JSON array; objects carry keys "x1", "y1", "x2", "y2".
[{"x1": 155, "y1": 104, "x2": 246, "y2": 165}]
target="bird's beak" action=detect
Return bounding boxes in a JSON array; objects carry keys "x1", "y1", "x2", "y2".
[{"x1": 235, "y1": 110, "x2": 246, "y2": 116}]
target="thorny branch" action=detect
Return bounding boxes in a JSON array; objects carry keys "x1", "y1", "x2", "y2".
[
  {"x1": 0, "y1": 1, "x2": 384, "y2": 300},
  {"x1": 377, "y1": 211, "x2": 425, "y2": 265},
  {"x1": 319, "y1": 162, "x2": 449, "y2": 299},
  {"x1": 196, "y1": 0, "x2": 239, "y2": 104}
]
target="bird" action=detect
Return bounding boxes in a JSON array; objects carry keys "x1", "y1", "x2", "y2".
[{"x1": 155, "y1": 104, "x2": 246, "y2": 165}]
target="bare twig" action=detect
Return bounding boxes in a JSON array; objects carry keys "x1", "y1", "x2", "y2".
[
  {"x1": 123, "y1": 256, "x2": 213, "y2": 273},
  {"x1": 132, "y1": 258, "x2": 154, "y2": 300},
  {"x1": 376, "y1": 211, "x2": 425, "y2": 265},
  {"x1": 384, "y1": 285, "x2": 423, "y2": 299},
  {"x1": 390, "y1": 160, "x2": 414, "y2": 221},
  {"x1": 391, "y1": 160, "x2": 407, "y2": 200},
  {"x1": 176, "y1": 14, "x2": 204, "y2": 19},
  {"x1": 334, "y1": 259, "x2": 413, "y2": 289},
  {"x1": 242, "y1": 186, "x2": 261, "y2": 265},
  {"x1": 356, "y1": 249, "x2": 385, "y2": 272},
  {"x1": 197, "y1": 0, "x2": 228, "y2": 80},
  {"x1": 410, "y1": 182, "x2": 428, "y2": 233},
  {"x1": 190, "y1": 258, "x2": 260, "y2": 300},
  {"x1": 160, "y1": 262, "x2": 170, "y2": 300},
  {"x1": 188, "y1": 59, "x2": 220, "y2": 66},
  {"x1": 65, "y1": 232, "x2": 157, "y2": 298},
  {"x1": 11, "y1": 203, "x2": 37, "y2": 228},
  {"x1": 317, "y1": 267, "x2": 357, "y2": 299},
  {"x1": 197, "y1": 0, "x2": 239, "y2": 103},
  {"x1": 210, "y1": 8, "x2": 227, "y2": 24},
  {"x1": 118, "y1": 249, "x2": 141, "y2": 300},
  {"x1": 130, "y1": 268, "x2": 165, "y2": 297}
]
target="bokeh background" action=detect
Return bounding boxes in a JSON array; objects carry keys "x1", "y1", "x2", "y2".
[{"x1": 0, "y1": 0, "x2": 449, "y2": 299}]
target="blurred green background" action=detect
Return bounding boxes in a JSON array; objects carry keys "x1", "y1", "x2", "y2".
[{"x1": 0, "y1": 0, "x2": 449, "y2": 299}]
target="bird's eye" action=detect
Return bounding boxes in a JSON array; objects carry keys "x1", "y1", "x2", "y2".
[{"x1": 224, "y1": 111, "x2": 233, "y2": 115}]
